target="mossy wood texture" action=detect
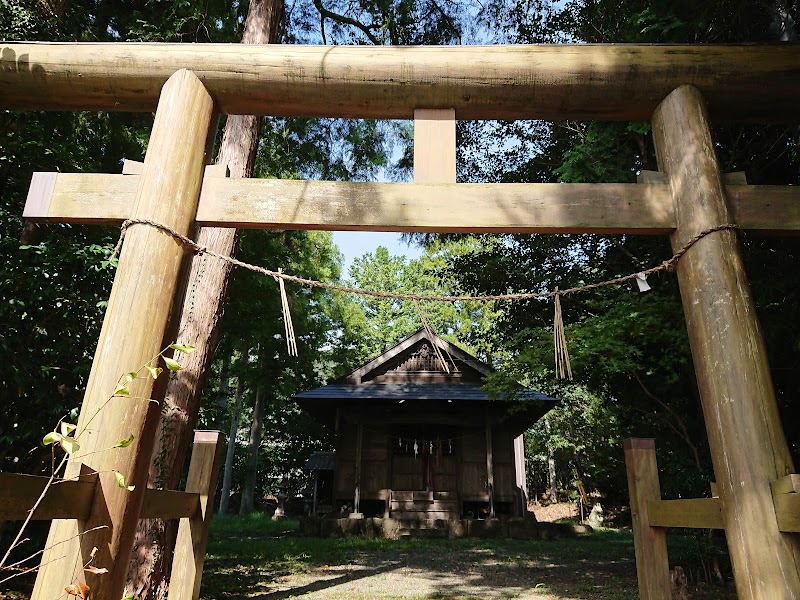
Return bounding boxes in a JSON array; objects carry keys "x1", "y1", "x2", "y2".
[{"x1": 653, "y1": 84, "x2": 800, "y2": 600}]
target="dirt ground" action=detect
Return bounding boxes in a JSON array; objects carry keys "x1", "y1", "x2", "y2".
[
  {"x1": 529, "y1": 502, "x2": 579, "y2": 523},
  {"x1": 203, "y1": 537, "x2": 639, "y2": 600}
]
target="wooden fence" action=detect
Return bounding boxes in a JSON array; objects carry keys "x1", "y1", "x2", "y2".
[
  {"x1": 625, "y1": 438, "x2": 800, "y2": 599},
  {"x1": 1, "y1": 430, "x2": 223, "y2": 600}
]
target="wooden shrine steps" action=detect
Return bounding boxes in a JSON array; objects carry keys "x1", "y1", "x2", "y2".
[{"x1": 388, "y1": 490, "x2": 460, "y2": 524}]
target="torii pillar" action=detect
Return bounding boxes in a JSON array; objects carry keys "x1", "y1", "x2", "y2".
[
  {"x1": 653, "y1": 85, "x2": 800, "y2": 599},
  {"x1": 32, "y1": 70, "x2": 216, "y2": 599}
]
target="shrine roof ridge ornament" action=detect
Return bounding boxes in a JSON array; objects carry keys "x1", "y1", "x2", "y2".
[{"x1": 1, "y1": 43, "x2": 799, "y2": 121}]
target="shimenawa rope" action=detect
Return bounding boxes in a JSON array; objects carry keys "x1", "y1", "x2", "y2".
[{"x1": 110, "y1": 220, "x2": 740, "y2": 372}]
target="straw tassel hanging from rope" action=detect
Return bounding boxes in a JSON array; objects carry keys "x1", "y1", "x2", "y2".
[
  {"x1": 553, "y1": 288, "x2": 572, "y2": 380},
  {"x1": 276, "y1": 269, "x2": 298, "y2": 356}
]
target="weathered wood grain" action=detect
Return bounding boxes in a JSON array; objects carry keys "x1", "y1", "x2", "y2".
[
  {"x1": 32, "y1": 70, "x2": 215, "y2": 600},
  {"x1": 2, "y1": 44, "x2": 799, "y2": 121},
  {"x1": 624, "y1": 439, "x2": 670, "y2": 600},
  {"x1": 653, "y1": 84, "x2": 800, "y2": 600}
]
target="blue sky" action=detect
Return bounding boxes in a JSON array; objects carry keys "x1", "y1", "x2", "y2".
[{"x1": 332, "y1": 231, "x2": 423, "y2": 277}]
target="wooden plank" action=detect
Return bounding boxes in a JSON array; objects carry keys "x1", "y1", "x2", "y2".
[
  {"x1": 195, "y1": 179, "x2": 678, "y2": 234},
  {"x1": 414, "y1": 109, "x2": 456, "y2": 183},
  {"x1": 623, "y1": 438, "x2": 670, "y2": 600},
  {"x1": 647, "y1": 498, "x2": 724, "y2": 529},
  {"x1": 773, "y1": 492, "x2": 800, "y2": 533},
  {"x1": 139, "y1": 489, "x2": 200, "y2": 520},
  {"x1": 772, "y1": 474, "x2": 800, "y2": 496},
  {"x1": 168, "y1": 431, "x2": 225, "y2": 600},
  {"x1": 32, "y1": 70, "x2": 216, "y2": 600},
  {"x1": 0, "y1": 474, "x2": 94, "y2": 521},
  {"x1": 24, "y1": 172, "x2": 134, "y2": 223},
  {"x1": 728, "y1": 185, "x2": 800, "y2": 234},
  {"x1": 653, "y1": 84, "x2": 800, "y2": 600},
  {"x1": 122, "y1": 159, "x2": 144, "y2": 175},
  {"x1": 2, "y1": 44, "x2": 799, "y2": 121}
]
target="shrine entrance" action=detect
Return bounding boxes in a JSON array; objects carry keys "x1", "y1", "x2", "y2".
[{"x1": 1, "y1": 42, "x2": 799, "y2": 600}]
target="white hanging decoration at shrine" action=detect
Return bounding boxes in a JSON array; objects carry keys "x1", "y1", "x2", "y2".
[{"x1": 413, "y1": 439, "x2": 418, "y2": 458}]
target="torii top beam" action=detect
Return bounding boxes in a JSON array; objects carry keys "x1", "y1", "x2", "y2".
[{"x1": 1, "y1": 43, "x2": 798, "y2": 121}]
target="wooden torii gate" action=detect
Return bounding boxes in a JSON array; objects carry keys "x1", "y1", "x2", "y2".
[{"x1": 2, "y1": 43, "x2": 800, "y2": 600}]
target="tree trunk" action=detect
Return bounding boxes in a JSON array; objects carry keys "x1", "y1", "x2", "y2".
[
  {"x1": 219, "y1": 379, "x2": 245, "y2": 515},
  {"x1": 240, "y1": 381, "x2": 266, "y2": 515},
  {"x1": 545, "y1": 419, "x2": 558, "y2": 503},
  {"x1": 216, "y1": 353, "x2": 232, "y2": 431},
  {"x1": 125, "y1": 2, "x2": 283, "y2": 598},
  {"x1": 548, "y1": 455, "x2": 558, "y2": 503}
]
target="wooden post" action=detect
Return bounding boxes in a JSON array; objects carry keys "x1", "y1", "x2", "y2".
[
  {"x1": 624, "y1": 439, "x2": 670, "y2": 600},
  {"x1": 354, "y1": 417, "x2": 363, "y2": 514},
  {"x1": 652, "y1": 84, "x2": 800, "y2": 599},
  {"x1": 414, "y1": 108, "x2": 456, "y2": 184},
  {"x1": 514, "y1": 434, "x2": 527, "y2": 517},
  {"x1": 31, "y1": 70, "x2": 215, "y2": 600},
  {"x1": 485, "y1": 415, "x2": 495, "y2": 518},
  {"x1": 168, "y1": 431, "x2": 224, "y2": 600}
]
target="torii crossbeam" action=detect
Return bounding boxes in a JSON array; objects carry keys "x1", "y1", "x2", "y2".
[{"x1": 3, "y1": 42, "x2": 800, "y2": 600}]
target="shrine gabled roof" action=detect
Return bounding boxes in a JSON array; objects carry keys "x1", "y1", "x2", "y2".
[
  {"x1": 338, "y1": 328, "x2": 490, "y2": 384},
  {"x1": 294, "y1": 382, "x2": 557, "y2": 403}
]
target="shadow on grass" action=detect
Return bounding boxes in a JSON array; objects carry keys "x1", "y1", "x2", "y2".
[{"x1": 202, "y1": 515, "x2": 734, "y2": 600}]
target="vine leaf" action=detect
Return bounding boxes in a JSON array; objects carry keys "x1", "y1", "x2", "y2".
[
  {"x1": 112, "y1": 470, "x2": 135, "y2": 491},
  {"x1": 114, "y1": 433, "x2": 135, "y2": 448},
  {"x1": 162, "y1": 356, "x2": 182, "y2": 371},
  {"x1": 169, "y1": 343, "x2": 195, "y2": 354},
  {"x1": 43, "y1": 431, "x2": 61, "y2": 446},
  {"x1": 60, "y1": 422, "x2": 77, "y2": 437},
  {"x1": 113, "y1": 384, "x2": 130, "y2": 396},
  {"x1": 146, "y1": 366, "x2": 163, "y2": 379},
  {"x1": 60, "y1": 436, "x2": 80, "y2": 455}
]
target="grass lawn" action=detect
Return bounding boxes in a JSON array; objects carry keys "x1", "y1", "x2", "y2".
[{"x1": 201, "y1": 515, "x2": 736, "y2": 600}]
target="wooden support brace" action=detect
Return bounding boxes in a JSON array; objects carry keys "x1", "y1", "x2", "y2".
[
  {"x1": 646, "y1": 498, "x2": 723, "y2": 529},
  {"x1": 414, "y1": 108, "x2": 456, "y2": 184},
  {"x1": 624, "y1": 438, "x2": 670, "y2": 600},
  {"x1": 168, "y1": 430, "x2": 225, "y2": 600},
  {"x1": 0, "y1": 474, "x2": 200, "y2": 521},
  {"x1": 772, "y1": 475, "x2": 800, "y2": 533},
  {"x1": 0, "y1": 473, "x2": 95, "y2": 521}
]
